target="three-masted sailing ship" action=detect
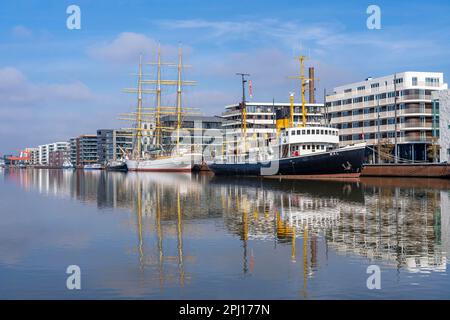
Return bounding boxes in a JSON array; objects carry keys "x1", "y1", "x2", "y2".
[
  {"x1": 208, "y1": 55, "x2": 366, "y2": 177},
  {"x1": 120, "y1": 47, "x2": 201, "y2": 172}
]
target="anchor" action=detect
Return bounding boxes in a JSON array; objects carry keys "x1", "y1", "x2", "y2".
[{"x1": 342, "y1": 161, "x2": 352, "y2": 171}]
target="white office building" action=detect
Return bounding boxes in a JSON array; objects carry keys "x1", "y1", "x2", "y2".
[
  {"x1": 37, "y1": 142, "x2": 70, "y2": 165},
  {"x1": 432, "y1": 89, "x2": 450, "y2": 162}
]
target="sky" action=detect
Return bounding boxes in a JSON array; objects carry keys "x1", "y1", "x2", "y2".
[{"x1": 1, "y1": 0, "x2": 450, "y2": 154}]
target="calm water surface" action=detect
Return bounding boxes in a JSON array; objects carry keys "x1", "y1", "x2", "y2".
[{"x1": 1, "y1": 168, "x2": 450, "y2": 299}]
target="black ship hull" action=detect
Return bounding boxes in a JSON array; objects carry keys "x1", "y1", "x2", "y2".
[
  {"x1": 106, "y1": 163, "x2": 128, "y2": 172},
  {"x1": 208, "y1": 145, "x2": 365, "y2": 176}
]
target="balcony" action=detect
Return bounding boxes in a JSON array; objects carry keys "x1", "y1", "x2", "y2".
[
  {"x1": 399, "y1": 136, "x2": 434, "y2": 143},
  {"x1": 403, "y1": 122, "x2": 432, "y2": 129}
]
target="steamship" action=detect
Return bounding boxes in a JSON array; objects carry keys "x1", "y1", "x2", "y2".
[
  {"x1": 208, "y1": 125, "x2": 366, "y2": 176},
  {"x1": 208, "y1": 55, "x2": 366, "y2": 177}
]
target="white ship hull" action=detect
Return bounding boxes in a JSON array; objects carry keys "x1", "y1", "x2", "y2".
[
  {"x1": 126, "y1": 154, "x2": 198, "y2": 172},
  {"x1": 84, "y1": 164, "x2": 103, "y2": 170}
]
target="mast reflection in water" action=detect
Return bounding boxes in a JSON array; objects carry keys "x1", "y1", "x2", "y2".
[{"x1": 1, "y1": 169, "x2": 450, "y2": 299}]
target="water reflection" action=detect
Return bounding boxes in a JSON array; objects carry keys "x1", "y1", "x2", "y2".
[{"x1": 1, "y1": 168, "x2": 450, "y2": 298}]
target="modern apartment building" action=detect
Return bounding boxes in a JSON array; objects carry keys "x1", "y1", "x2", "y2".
[
  {"x1": 69, "y1": 135, "x2": 98, "y2": 166},
  {"x1": 48, "y1": 150, "x2": 66, "y2": 167},
  {"x1": 97, "y1": 129, "x2": 133, "y2": 163},
  {"x1": 37, "y1": 142, "x2": 70, "y2": 165},
  {"x1": 160, "y1": 115, "x2": 223, "y2": 154},
  {"x1": 221, "y1": 101, "x2": 325, "y2": 140},
  {"x1": 432, "y1": 89, "x2": 450, "y2": 163},
  {"x1": 69, "y1": 138, "x2": 78, "y2": 166},
  {"x1": 326, "y1": 72, "x2": 448, "y2": 162},
  {"x1": 25, "y1": 147, "x2": 39, "y2": 165}
]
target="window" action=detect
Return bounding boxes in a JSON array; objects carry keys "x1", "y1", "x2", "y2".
[
  {"x1": 394, "y1": 78, "x2": 403, "y2": 84},
  {"x1": 292, "y1": 130, "x2": 296, "y2": 135},
  {"x1": 425, "y1": 77, "x2": 440, "y2": 86},
  {"x1": 325, "y1": 130, "x2": 328, "y2": 135},
  {"x1": 307, "y1": 145, "x2": 311, "y2": 150},
  {"x1": 302, "y1": 130, "x2": 305, "y2": 134},
  {"x1": 371, "y1": 83, "x2": 380, "y2": 88},
  {"x1": 412, "y1": 77, "x2": 418, "y2": 86},
  {"x1": 297, "y1": 130, "x2": 301, "y2": 135},
  {"x1": 302, "y1": 145, "x2": 306, "y2": 150},
  {"x1": 344, "y1": 88, "x2": 352, "y2": 93},
  {"x1": 357, "y1": 86, "x2": 365, "y2": 91},
  {"x1": 307, "y1": 130, "x2": 310, "y2": 134}
]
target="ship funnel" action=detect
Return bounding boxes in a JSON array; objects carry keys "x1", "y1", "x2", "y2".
[{"x1": 308, "y1": 67, "x2": 315, "y2": 103}]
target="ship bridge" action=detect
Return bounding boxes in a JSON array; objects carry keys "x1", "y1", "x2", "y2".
[{"x1": 281, "y1": 126, "x2": 339, "y2": 157}]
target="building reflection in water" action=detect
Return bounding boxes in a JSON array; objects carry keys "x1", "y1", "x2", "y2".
[{"x1": 4, "y1": 169, "x2": 450, "y2": 295}]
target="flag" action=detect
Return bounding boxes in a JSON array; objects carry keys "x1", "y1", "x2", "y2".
[{"x1": 249, "y1": 80, "x2": 253, "y2": 99}]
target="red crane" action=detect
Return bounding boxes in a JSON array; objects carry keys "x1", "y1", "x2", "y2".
[{"x1": 7, "y1": 150, "x2": 31, "y2": 162}]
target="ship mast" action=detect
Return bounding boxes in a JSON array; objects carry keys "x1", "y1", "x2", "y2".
[
  {"x1": 120, "y1": 49, "x2": 197, "y2": 159},
  {"x1": 236, "y1": 73, "x2": 250, "y2": 153},
  {"x1": 289, "y1": 55, "x2": 317, "y2": 128},
  {"x1": 136, "y1": 54, "x2": 144, "y2": 156},
  {"x1": 155, "y1": 45, "x2": 162, "y2": 146},
  {"x1": 300, "y1": 56, "x2": 306, "y2": 127},
  {"x1": 176, "y1": 47, "x2": 183, "y2": 156}
]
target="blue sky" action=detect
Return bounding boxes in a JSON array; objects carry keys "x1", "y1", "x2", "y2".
[{"x1": 1, "y1": 0, "x2": 450, "y2": 154}]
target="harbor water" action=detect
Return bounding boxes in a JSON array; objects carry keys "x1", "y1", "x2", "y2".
[{"x1": 1, "y1": 168, "x2": 450, "y2": 299}]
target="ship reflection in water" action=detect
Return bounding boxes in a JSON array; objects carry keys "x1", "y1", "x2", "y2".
[{"x1": 1, "y1": 169, "x2": 450, "y2": 299}]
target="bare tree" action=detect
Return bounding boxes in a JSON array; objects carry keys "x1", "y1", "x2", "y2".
[{"x1": 377, "y1": 138, "x2": 394, "y2": 163}]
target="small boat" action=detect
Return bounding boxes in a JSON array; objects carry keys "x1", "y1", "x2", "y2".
[
  {"x1": 106, "y1": 159, "x2": 128, "y2": 172},
  {"x1": 62, "y1": 160, "x2": 75, "y2": 170},
  {"x1": 83, "y1": 163, "x2": 103, "y2": 170}
]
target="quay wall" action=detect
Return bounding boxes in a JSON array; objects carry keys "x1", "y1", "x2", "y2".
[{"x1": 362, "y1": 164, "x2": 450, "y2": 178}]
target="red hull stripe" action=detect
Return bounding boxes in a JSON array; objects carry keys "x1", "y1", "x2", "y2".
[{"x1": 128, "y1": 168, "x2": 192, "y2": 172}]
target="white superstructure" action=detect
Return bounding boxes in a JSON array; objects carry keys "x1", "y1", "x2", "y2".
[{"x1": 221, "y1": 101, "x2": 325, "y2": 140}]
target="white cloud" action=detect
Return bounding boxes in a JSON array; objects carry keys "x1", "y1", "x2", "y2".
[
  {"x1": 87, "y1": 32, "x2": 182, "y2": 63},
  {"x1": 11, "y1": 25, "x2": 32, "y2": 38},
  {"x1": 0, "y1": 67, "x2": 111, "y2": 152},
  {"x1": 157, "y1": 18, "x2": 339, "y2": 48},
  {"x1": 0, "y1": 67, "x2": 97, "y2": 107}
]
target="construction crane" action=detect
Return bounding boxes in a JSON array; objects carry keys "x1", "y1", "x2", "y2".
[{"x1": 7, "y1": 150, "x2": 31, "y2": 162}]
